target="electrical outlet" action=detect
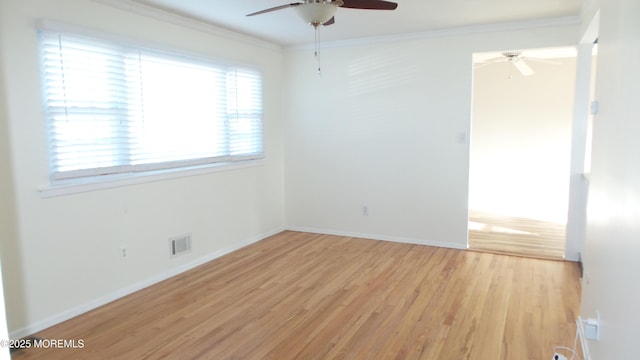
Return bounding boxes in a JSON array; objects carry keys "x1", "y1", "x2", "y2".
[
  {"x1": 584, "y1": 317, "x2": 599, "y2": 340},
  {"x1": 120, "y1": 247, "x2": 128, "y2": 261},
  {"x1": 552, "y1": 353, "x2": 567, "y2": 360}
]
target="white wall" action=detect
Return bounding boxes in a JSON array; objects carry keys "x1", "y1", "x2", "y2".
[
  {"x1": 470, "y1": 54, "x2": 576, "y2": 223},
  {"x1": 580, "y1": 0, "x2": 640, "y2": 357},
  {"x1": 0, "y1": 2, "x2": 17, "y2": 356},
  {"x1": 284, "y1": 23, "x2": 580, "y2": 248},
  {"x1": 0, "y1": 0, "x2": 285, "y2": 337}
]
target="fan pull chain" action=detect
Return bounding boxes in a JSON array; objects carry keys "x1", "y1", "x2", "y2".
[{"x1": 314, "y1": 25, "x2": 321, "y2": 75}]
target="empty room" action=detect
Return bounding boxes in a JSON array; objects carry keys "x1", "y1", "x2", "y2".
[{"x1": 0, "y1": 0, "x2": 638, "y2": 359}]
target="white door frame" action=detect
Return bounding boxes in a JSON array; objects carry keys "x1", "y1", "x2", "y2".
[{"x1": 565, "y1": 11, "x2": 600, "y2": 261}]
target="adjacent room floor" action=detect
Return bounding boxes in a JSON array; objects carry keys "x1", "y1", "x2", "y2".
[
  {"x1": 12, "y1": 231, "x2": 581, "y2": 359},
  {"x1": 468, "y1": 211, "x2": 567, "y2": 260}
]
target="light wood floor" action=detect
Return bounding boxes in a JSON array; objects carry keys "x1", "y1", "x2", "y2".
[
  {"x1": 13, "y1": 231, "x2": 581, "y2": 359},
  {"x1": 468, "y1": 211, "x2": 567, "y2": 260}
]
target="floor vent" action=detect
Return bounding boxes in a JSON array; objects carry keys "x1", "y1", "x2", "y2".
[{"x1": 169, "y1": 234, "x2": 191, "y2": 258}]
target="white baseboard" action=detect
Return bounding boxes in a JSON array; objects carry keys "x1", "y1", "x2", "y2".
[
  {"x1": 9, "y1": 226, "x2": 285, "y2": 340},
  {"x1": 9, "y1": 227, "x2": 467, "y2": 339},
  {"x1": 286, "y1": 226, "x2": 468, "y2": 250}
]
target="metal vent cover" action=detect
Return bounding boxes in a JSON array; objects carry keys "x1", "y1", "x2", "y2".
[{"x1": 169, "y1": 234, "x2": 191, "y2": 257}]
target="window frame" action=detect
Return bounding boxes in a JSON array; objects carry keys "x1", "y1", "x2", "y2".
[{"x1": 38, "y1": 24, "x2": 265, "y2": 194}]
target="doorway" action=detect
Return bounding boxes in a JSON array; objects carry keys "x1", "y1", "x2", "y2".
[{"x1": 468, "y1": 47, "x2": 577, "y2": 260}]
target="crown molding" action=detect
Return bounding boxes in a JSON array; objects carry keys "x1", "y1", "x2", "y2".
[
  {"x1": 89, "y1": 1, "x2": 581, "y2": 54},
  {"x1": 285, "y1": 15, "x2": 582, "y2": 52},
  {"x1": 91, "y1": 0, "x2": 281, "y2": 51}
]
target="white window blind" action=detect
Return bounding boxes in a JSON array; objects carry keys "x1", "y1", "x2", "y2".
[{"x1": 39, "y1": 30, "x2": 263, "y2": 181}]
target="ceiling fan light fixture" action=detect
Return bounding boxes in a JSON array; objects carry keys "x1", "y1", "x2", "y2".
[{"x1": 294, "y1": 3, "x2": 338, "y2": 26}]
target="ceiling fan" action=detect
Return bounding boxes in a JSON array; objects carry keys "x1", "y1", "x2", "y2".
[
  {"x1": 247, "y1": 0, "x2": 398, "y2": 28},
  {"x1": 248, "y1": 0, "x2": 398, "y2": 74},
  {"x1": 475, "y1": 51, "x2": 559, "y2": 78}
]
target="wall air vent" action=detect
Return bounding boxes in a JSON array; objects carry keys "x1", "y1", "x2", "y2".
[{"x1": 169, "y1": 234, "x2": 191, "y2": 258}]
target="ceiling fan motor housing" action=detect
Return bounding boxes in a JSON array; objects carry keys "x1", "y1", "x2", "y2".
[{"x1": 502, "y1": 51, "x2": 523, "y2": 61}]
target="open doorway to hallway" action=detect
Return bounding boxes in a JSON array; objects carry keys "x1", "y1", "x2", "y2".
[{"x1": 468, "y1": 47, "x2": 577, "y2": 260}]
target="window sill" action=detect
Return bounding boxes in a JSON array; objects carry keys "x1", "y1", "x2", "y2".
[{"x1": 39, "y1": 159, "x2": 266, "y2": 198}]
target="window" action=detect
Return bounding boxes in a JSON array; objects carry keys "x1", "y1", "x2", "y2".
[{"x1": 39, "y1": 30, "x2": 263, "y2": 182}]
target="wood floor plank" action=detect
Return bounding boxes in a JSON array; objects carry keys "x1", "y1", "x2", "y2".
[{"x1": 12, "y1": 231, "x2": 581, "y2": 359}]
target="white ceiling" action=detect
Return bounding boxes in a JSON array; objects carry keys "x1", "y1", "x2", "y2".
[{"x1": 132, "y1": 0, "x2": 584, "y2": 46}]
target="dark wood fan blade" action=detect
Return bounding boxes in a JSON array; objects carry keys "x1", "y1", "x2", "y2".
[
  {"x1": 340, "y1": 0, "x2": 398, "y2": 10},
  {"x1": 246, "y1": 3, "x2": 302, "y2": 16},
  {"x1": 323, "y1": 16, "x2": 335, "y2": 26}
]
